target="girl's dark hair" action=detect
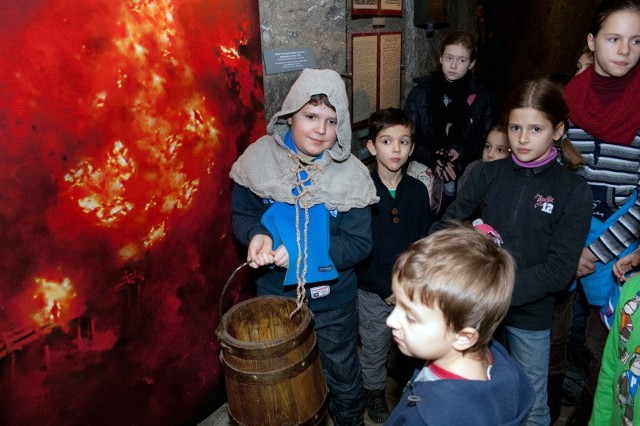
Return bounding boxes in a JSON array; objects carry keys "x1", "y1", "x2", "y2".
[
  {"x1": 367, "y1": 108, "x2": 415, "y2": 141},
  {"x1": 440, "y1": 31, "x2": 477, "y2": 62},
  {"x1": 504, "y1": 78, "x2": 585, "y2": 169},
  {"x1": 590, "y1": 0, "x2": 640, "y2": 35}
]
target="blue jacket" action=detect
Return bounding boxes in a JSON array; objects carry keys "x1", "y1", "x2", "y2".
[
  {"x1": 231, "y1": 183, "x2": 372, "y2": 312},
  {"x1": 385, "y1": 341, "x2": 534, "y2": 426}
]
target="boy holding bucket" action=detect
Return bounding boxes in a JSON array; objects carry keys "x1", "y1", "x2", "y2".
[
  {"x1": 230, "y1": 68, "x2": 378, "y2": 425},
  {"x1": 385, "y1": 224, "x2": 535, "y2": 425}
]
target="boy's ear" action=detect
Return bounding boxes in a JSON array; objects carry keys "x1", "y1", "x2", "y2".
[
  {"x1": 366, "y1": 139, "x2": 377, "y2": 156},
  {"x1": 452, "y1": 327, "x2": 479, "y2": 352},
  {"x1": 469, "y1": 59, "x2": 476, "y2": 70}
]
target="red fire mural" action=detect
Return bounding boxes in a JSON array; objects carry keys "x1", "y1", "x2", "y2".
[{"x1": 0, "y1": 0, "x2": 264, "y2": 424}]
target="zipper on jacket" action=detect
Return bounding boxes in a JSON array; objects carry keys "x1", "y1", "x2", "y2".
[{"x1": 512, "y1": 169, "x2": 532, "y2": 225}]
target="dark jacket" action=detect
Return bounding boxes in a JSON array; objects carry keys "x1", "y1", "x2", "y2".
[
  {"x1": 405, "y1": 73, "x2": 499, "y2": 171},
  {"x1": 232, "y1": 183, "x2": 372, "y2": 312},
  {"x1": 430, "y1": 157, "x2": 592, "y2": 330},
  {"x1": 385, "y1": 341, "x2": 535, "y2": 426},
  {"x1": 357, "y1": 172, "x2": 433, "y2": 299}
]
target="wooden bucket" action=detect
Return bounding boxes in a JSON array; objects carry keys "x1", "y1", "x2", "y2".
[{"x1": 218, "y1": 296, "x2": 328, "y2": 425}]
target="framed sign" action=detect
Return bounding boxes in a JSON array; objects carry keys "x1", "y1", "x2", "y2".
[
  {"x1": 263, "y1": 48, "x2": 316, "y2": 74},
  {"x1": 351, "y1": 32, "x2": 402, "y2": 127},
  {"x1": 352, "y1": 0, "x2": 402, "y2": 17}
]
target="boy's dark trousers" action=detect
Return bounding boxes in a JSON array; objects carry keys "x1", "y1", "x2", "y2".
[
  {"x1": 565, "y1": 306, "x2": 608, "y2": 425},
  {"x1": 548, "y1": 290, "x2": 575, "y2": 423}
]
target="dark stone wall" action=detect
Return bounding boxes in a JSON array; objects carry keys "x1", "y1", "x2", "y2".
[
  {"x1": 257, "y1": 0, "x2": 604, "y2": 119},
  {"x1": 258, "y1": 0, "x2": 477, "y2": 120},
  {"x1": 483, "y1": 0, "x2": 601, "y2": 107}
]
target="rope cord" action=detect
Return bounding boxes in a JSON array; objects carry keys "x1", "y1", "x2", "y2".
[{"x1": 287, "y1": 153, "x2": 322, "y2": 317}]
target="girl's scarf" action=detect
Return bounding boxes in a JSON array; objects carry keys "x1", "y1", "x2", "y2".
[
  {"x1": 512, "y1": 146, "x2": 558, "y2": 168},
  {"x1": 431, "y1": 70, "x2": 472, "y2": 152},
  {"x1": 564, "y1": 64, "x2": 640, "y2": 145}
]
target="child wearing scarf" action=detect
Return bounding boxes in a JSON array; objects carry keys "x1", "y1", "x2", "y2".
[
  {"x1": 431, "y1": 78, "x2": 593, "y2": 425},
  {"x1": 230, "y1": 68, "x2": 378, "y2": 426},
  {"x1": 405, "y1": 31, "x2": 499, "y2": 218},
  {"x1": 563, "y1": 1, "x2": 640, "y2": 424}
]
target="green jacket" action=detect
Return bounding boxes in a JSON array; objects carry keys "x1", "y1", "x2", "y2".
[{"x1": 591, "y1": 274, "x2": 640, "y2": 425}]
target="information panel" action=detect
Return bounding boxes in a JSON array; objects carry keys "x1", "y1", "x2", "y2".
[{"x1": 351, "y1": 32, "x2": 402, "y2": 127}]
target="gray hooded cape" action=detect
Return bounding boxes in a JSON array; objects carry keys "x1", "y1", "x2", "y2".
[{"x1": 230, "y1": 68, "x2": 378, "y2": 211}]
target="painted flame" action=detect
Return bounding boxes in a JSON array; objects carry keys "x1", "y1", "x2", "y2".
[
  {"x1": 63, "y1": 0, "x2": 220, "y2": 258},
  {"x1": 31, "y1": 277, "x2": 78, "y2": 326}
]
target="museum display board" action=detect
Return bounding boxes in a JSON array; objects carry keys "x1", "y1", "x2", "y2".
[
  {"x1": 351, "y1": 32, "x2": 402, "y2": 127},
  {"x1": 352, "y1": 0, "x2": 402, "y2": 16}
]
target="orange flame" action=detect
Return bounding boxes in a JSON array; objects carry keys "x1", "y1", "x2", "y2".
[
  {"x1": 31, "y1": 277, "x2": 78, "y2": 326},
  {"x1": 62, "y1": 0, "x2": 220, "y2": 260}
]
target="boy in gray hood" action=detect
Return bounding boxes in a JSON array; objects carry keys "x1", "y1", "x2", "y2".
[{"x1": 230, "y1": 68, "x2": 378, "y2": 425}]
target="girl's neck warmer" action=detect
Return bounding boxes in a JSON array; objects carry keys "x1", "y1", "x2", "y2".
[{"x1": 511, "y1": 146, "x2": 558, "y2": 169}]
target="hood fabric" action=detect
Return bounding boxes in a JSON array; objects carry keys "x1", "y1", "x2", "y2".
[
  {"x1": 230, "y1": 68, "x2": 378, "y2": 211},
  {"x1": 267, "y1": 68, "x2": 352, "y2": 162}
]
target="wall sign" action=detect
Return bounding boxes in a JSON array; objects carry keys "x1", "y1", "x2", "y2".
[
  {"x1": 263, "y1": 48, "x2": 317, "y2": 75},
  {"x1": 351, "y1": 32, "x2": 402, "y2": 127},
  {"x1": 352, "y1": 0, "x2": 402, "y2": 17}
]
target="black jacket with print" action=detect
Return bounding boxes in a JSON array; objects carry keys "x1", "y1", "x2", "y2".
[{"x1": 430, "y1": 157, "x2": 592, "y2": 330}]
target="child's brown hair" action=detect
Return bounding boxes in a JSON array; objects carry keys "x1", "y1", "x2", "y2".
[
  {"x1": 504, "y1": 78, "x2": 585, "y2": 170},
  {"x1": 440, "y1": 31, "x2": 477, "y2": 62},
  {"x1": 393, "y1": 223, "x2": 515, "y2": 353}
]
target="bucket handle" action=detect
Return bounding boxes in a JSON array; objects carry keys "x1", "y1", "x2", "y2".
[{"x1": 216, "y1": 260, "x2": 252, "y2": 341}]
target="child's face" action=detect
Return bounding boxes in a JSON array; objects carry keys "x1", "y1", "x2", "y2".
[
  {"x1": 588, "y1": 10, "x2": 640, "y2": 77},
  {"x1": 575, "y1": 53, "x2": 593, "y2": 75},
  {"x1": 440, "y1": 43, "x2": 475, "y2": 82},
  {"x1": 287, "y1": 102, "x2": 338, "y2": 157},
  {"x1": 386, "y1": 279, "x2": 457, "y2": 362},
  {"x1": 366, "y1": 125, "x2": 414, "y2": 174},
  {"x1": 507, "y1": 107, "x2": 564, "y2": 163},
  {"x1": 482, "y1": 129, "x2": 510, "y2": 161}
]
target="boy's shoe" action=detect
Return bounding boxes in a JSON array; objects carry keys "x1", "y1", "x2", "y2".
[
  {"x1": 547, "y1": 373, "x2": 564, "y2": 424},
  {"x1": 565, "y1": 390, "x2": 593, "y2": 426},
  {"x1": 365, "y1": 388, "x2": 390, "y2": 424},
  {"x1": 562, "y1": 363, "x2": 587, "y2": 405}
]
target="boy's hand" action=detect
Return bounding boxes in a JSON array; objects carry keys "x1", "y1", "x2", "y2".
[
  {"x1": 273, "y1": 245, "x2": 289, "y2": 268},
  {"x1": 614, "y1": 249, "x2": 640, "y2": 282},
  {"x1": 576, "y1": 247, "x2": 597, "y2": 278},
  {"x1": 247, "y1": 234, "x2": 275, "y2": 268}
]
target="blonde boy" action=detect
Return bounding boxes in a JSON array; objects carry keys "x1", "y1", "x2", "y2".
[{"x1": 231, "y1": 68, "x2": 378, "y2": 425}]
